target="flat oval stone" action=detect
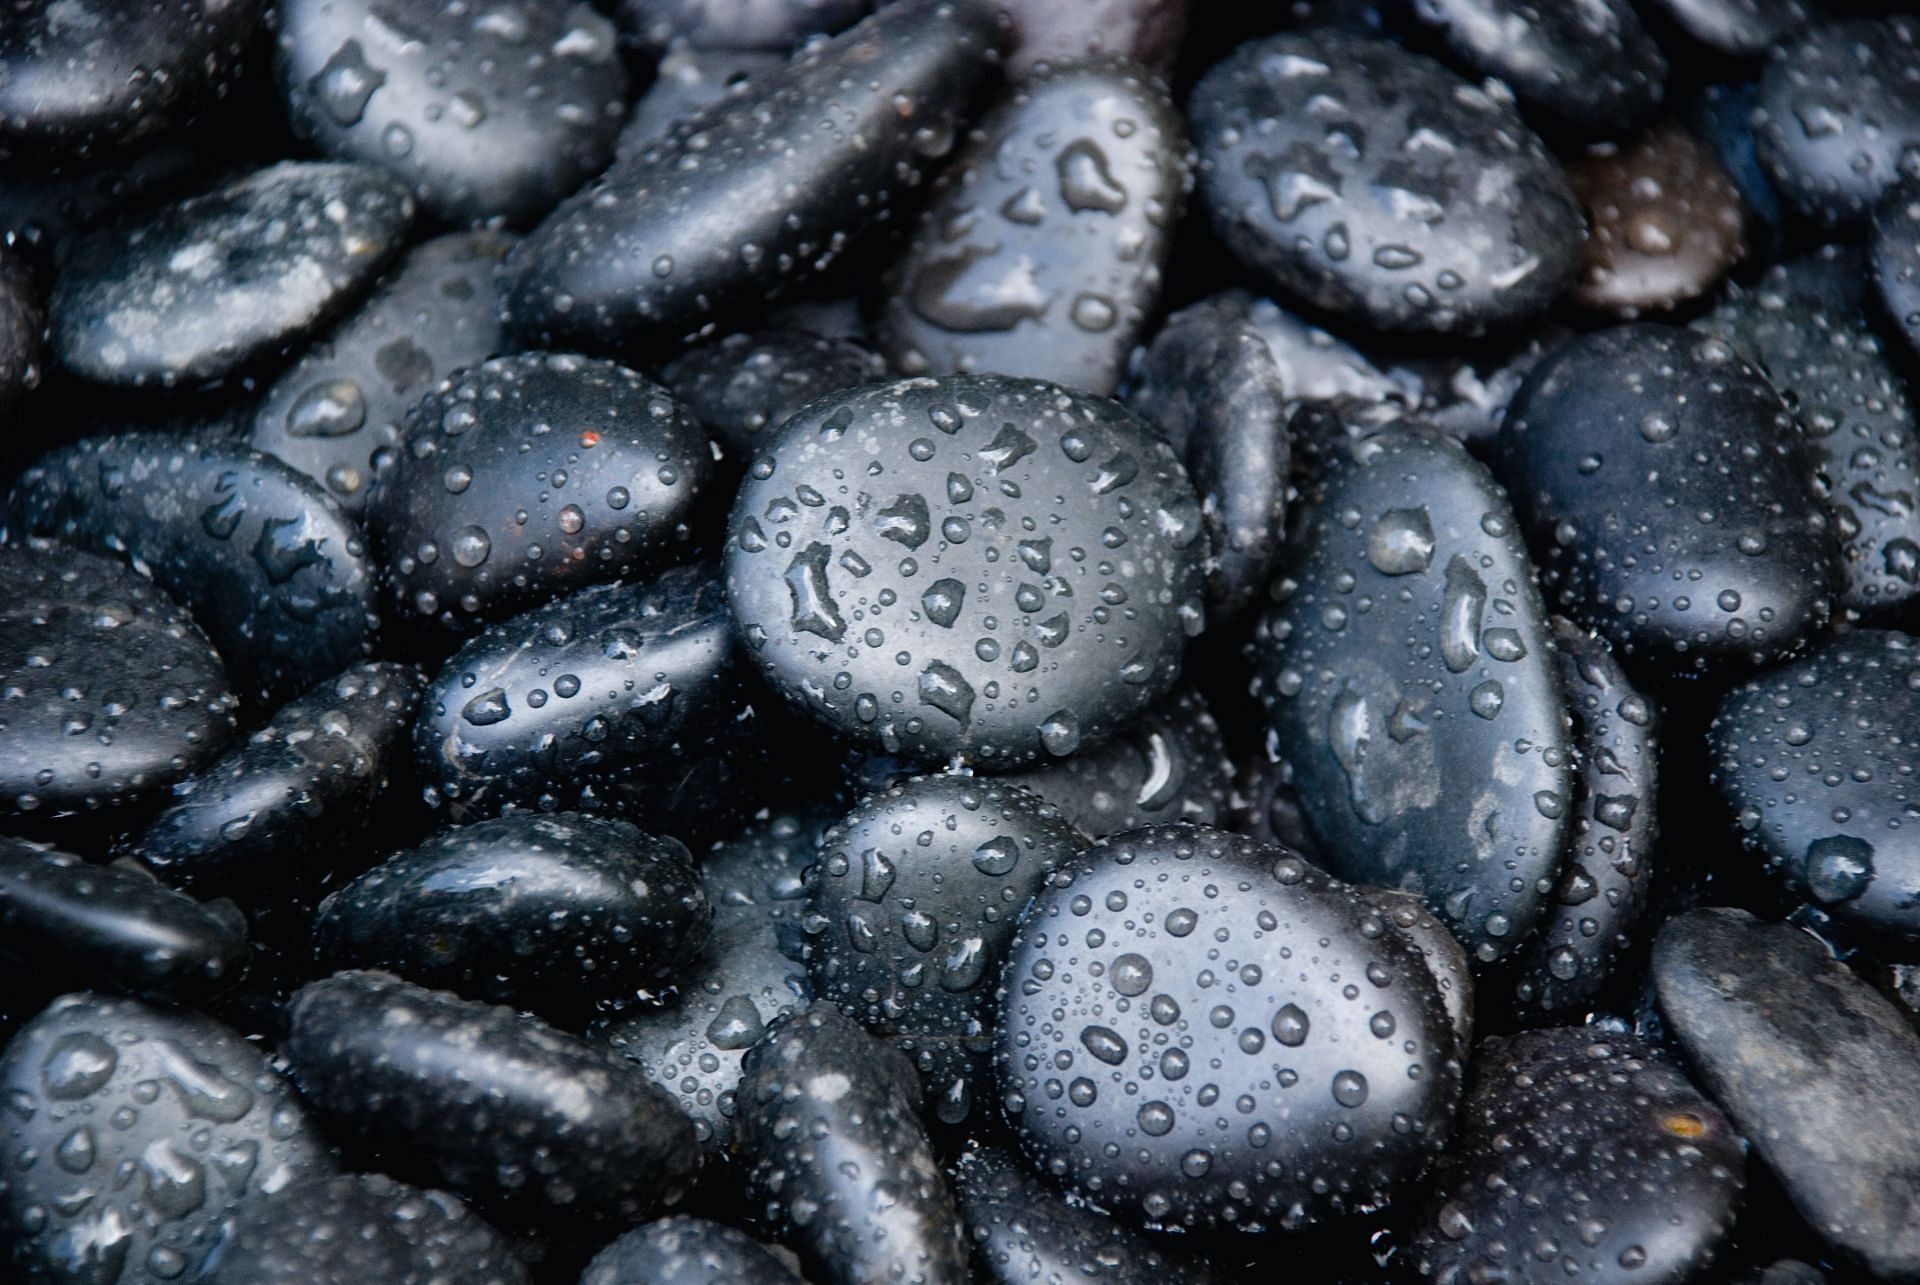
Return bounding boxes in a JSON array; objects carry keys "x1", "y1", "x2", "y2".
[
  {"x1": 1406, "y1": 0, "x2": 1666, "y2": 136},
  {"x1": 1695, "y1": 279, "x2": 1920, "y2": 616},
  {"x1": 617, "y1": 0, "x2": 869, "y2": 50},
  {"x1": 805, "y1": 774, "x2": 1086, "y2": 1124},
  {"x1": 1411, "y1": 1028, "x2": 1745, "y2": 1285},
  {"x1": 725, "y1": 374, "x2": 1207, "y2": 768},
  {"x1": 0, "y1": 992, "x2": 333, "y2": 1285},
  {"x1": 0, "y1": 840, "x2": 248, "y2": 998},
  {"x1": 614, "y1": 45, "x2": 781, "y2": 159},
  {"x1": 1872, "y1": 177, "x2": 1920, "y2": 360},
  {"x1": 0, "y1": 0, "x2": 265, "y2": 151},
  {"x1": 1497, "y1": 324, "x2": 1839, "y2": 672},
  {"x1": 315, "y1": 814, "x2": 712, "y2": 1014},
  {"x1": 736, "y1": 1002, "x2": 969, "y2": 1285},
  {"x1": 508, "y1": 0, "x2": 999, "y2": 352},
  {"x1": 1569, "y1": 124, "x2": 1747, "y2": 317},
  {"x1": 368, "y1": 352, "x2": 710, "y2": 633},
  {"x1": 1252, "y1": 428, "x2": 1571, "y2": 962},
  {"x1": 1755, "y1": 18, "x2": 1920, "y2": 226},
  {"x1": 135, "y1": 661, "x2": 423, "y2": 898},
  {"x1": 277, "y1": 0, "x2": 627, "y2": 226},
  {"x1": 250, "y1": 231, "x2": 514, "y2": 516},
  {"x1": 599, "y1": 809, "x2": 817, "y2": 1153},
  {"x1": 0, "y1": 245, "x2": 42, "y2": 407},
  {"x1": 997, "y1": 825, "x2": 1462, "y2": 1231},
  {"x1": 0, "y1": 539, "x2": 236, "y2": 817},
  {"x1": 1711, "y1": 630, "x2": 1920, "y2": 950},
  {"x1": 1654, "y1": 907, "x2": 1920, "y2": 1280},
  {"x1": 659, "y1": 328, "x2": 887, "y2": 455},
  {"x1": 1127, "y1": 294, "x2": 1291, "y2": 615},
  {"x1": 581, "y1": 1216, "x2": 802, "y2": 1285},
  {"x1": 1003, "y1": 683, "x2": 1232, "y2": 838},
  {"x1": 414, "y1": 565, "x2": 774, "y2": 834},
  {"x1": 49, "y1": 161, "x2": 414, "y2": 388},
  {"x1": 285, "y1": 969, "x2": 702, "y2": 1221},
  {"x1": 876, "y1": 57, "x2": 1189, "y2": 397},
  {"x1": 8, "y1": 433, "x2": 379, "y2": 708},
  {"x1": 1510, "y1": 619, "x2": 1658, "y2": 1021},
  {"x1": 1189, "y1": 31, "x2": 1583, "y2": 334},
  {"x1": 998, "y1": 0, "x2": 1190, "y2": 76},
  {"x1": 1640, "y1": 0, "x2": 1807, "y2": 59},
  {"x1": 201, "y1": 1173, "x2": 528, "y2": 1285}
]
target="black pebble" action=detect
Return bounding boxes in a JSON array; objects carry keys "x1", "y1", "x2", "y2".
[
  {"x1": 0, "y1": 539, "x2": 237, "y2": 817},
  {"x1": 368, "y1": 352, "x2": 711, "y2": 634},
  {"x1": 48, "y1": 161, "x2": 414, "y2": 388},
  {"x1": 285, "y1": 969, "x2": 703, "y2": 1222},
  {"x1": 505, "y1": 0, "x2": 1001, "y2": 352},
  {"x1": 725, "y1": 374, "x2": 1208, "y2": 768},
  {"x1": 617, "y1": 0, "x2": 870, "y2": 51},
  {"x1": 614, "y1": 45, "x2": 782, "y2": 161},
  {"x1": 315, "y1": 813, "x2": 712, "y2": 1015},
  {"x1": 579, "y1": 1215, "x2": 803, "y2": 1285},
  {"x1": 1360, "y1": 885, "x2": 1474, "y2": 1054},
  {"x1": 659, "y1": 328, "x2": 888, "y2": 456},
  {"x1": 0, "y1": 992, "x2": 334, "y2": 1284},
  {"x1": 276, "y1": 0, "x2": 629, "y2": 226}
]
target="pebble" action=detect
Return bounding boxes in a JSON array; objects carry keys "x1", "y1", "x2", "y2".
[
  {"x1": 617, "y1": 0, "x2": 870, "y2": 51},
  {"x1": 1872, "y1": 176, "x2": 1920, "y2": 360},
  {"x1": 276, "y1": 0, "x2": 629, "y2": 226},
  {"x1": 0, "y1": 538, "x2": 237, "y2": 817},
  {"x1": 658, "y1": 328, "x2": 888, "y2": 455},
  {"x1": 506, "y1": 0, "x2": 1001, "y2": 351},
  {"x1": 614, "y1": 44, "x2": 782, "y2": 160},
  {"x1": 0, "y1": 992, "x2": 333, "y2": 1284},
  {"x1": 315, "y1": 813, "x2": 712, "y2": 1015},
  {"x1": 876, "y1": 56, "x2": 1190, "y2": 397},
  {"x1": 1654, "y1": 907, "x2": 1920, "y2": 1279},
  {"x1": 9, "y1": 434, "x2": 378, "y2": 708},
  {"x1": 580, "y1": 1216, "x2": 801, "y2": 1285},
  {"x1": 1568, "y1": 124, "x2": 1747, "y2": 317},
  {"x1": 996, "y1": 824, "x2": 1463, "y2": 1231},
  {"x1": 1361, "y1": 886, "x2": 1474, "y2": 1054},
  {"x1": 725, "y1": 374, "x2": 1207, "y2": 768},
  {"x1": 1639, "y1": 0, "x2": 1807, "y2": 59},
  {"x1": 250, "y1": 231, "x2": 514, "y2": 517},
  {"x1": 366, "y1": 352, "x2": 710, "y2": 633},
  {"x1": 1189, "y1": 30, "x2": 1583, "y2": 333},
  {"x1": 996, "y1": 0, "x2": 1190, "y2": 76},
  {"x1": 1496, "y1": 324, "x2": 1839, "y2": 671},
  {"x1": 285, "y1": 969, "x2": 702, "y2": 1222},
  {"x1": 1252, "y1": 427, "x2": 1571, "y2": 962},
  {"x1": 48, "y1": 161, "x2": 414, "y2": 388}
]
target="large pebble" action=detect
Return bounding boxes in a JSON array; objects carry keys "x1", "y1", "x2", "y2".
[
  {"x1": 580, "y1": 1216, "x2": 802, "y2": 1285},
  {"x1": 1252, "y1": 428, "x2": 1571, "y2": 962},
  {"x1": 996, "y1": 825, "x2": 1463, "y2": 1231},
  {"x1": 805, "y1": 774, "x2": 1086, "y2": 1123},
  {"x1": 277, "y1": 0, "x2": 628, "y2": 226},
  {"x1": 315, "y1": 814, "x2": 712, "y2": 1014},
  {"x1": 617, "y1": 0, "x2": 869, "y2": 51},
  {"x1": 996, "y1": 0, "x2": 1189, "y2": 76},
  {"x1": 249, "y1": 231, "x2": 514, "y2": 516},
  {"x1": 1654, "y1": 907, "x2": 1920, "y2": 1279},
  {"x1": 876, "y1": 57, "x2": 1188, "y2": 397},
  {"x1": 736, "y1": 1002, "x2": 969, "y2": 1285},
  {"x1": 0, "y1": 539, "x2": 236, "y2": 817},
  {"x1": 285, "y1": 969, "x2": 702, "y2": 1221},
  {"x1": 366, "y1": 352, "x2": 710, "y2": 633},
  {"x1": 9, "y1": 434, "x2": 378, "y2": 707},
  {"x1": 0, "y1": 992, "x2": 333, "y2": 1284},
  {"x1": 201, "y1": 1173, "x2": 528, "y2": 1285},
  {"x1": 725, "y1": 374, "x2": 1207, "y2": 768},
  {"x1": 414, "y1": 565, "x2": 774, "y2": 832},
  {"x1": 1189, "y1": 31, "x2": 1583, "y2": 333},
  {"x1": 506, "y1": 0, "x2": 1000, "y2": 352},
  {"x1": 1497, "y1": 324, "x2": 1839, "y2": 671},
  {"x1": 48, "y1": 161, "x2": 413, "y2": 388},
  {"x1": 1711, "y1": 630, "x2": 1920, "y2": 951},
  {"x1": 658, "y1": 328, "x2": 887, "y2": 456},
  {"x1": 1411, "y1": 1028, "x2": 1745, "y2": 1285}
]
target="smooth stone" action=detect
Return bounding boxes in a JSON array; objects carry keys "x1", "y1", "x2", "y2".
[
  {"x1": 1252, "y1": 427, "x2": 1571, "y2": 962},
  {"x1": 996, "y1": 0, "x2": 1190, "y2": 76},
  {"x1": 614, "y1": 44, "x2": 782, "y2": 161},
  {"x1": 0, "y1": 539, "x2": 237, "y2": 817},
  {"x1": 1360, "y1": 886, "x2": 1474, "y2": 1054},
  {"x1": 48, "y1": 161, "x2": 414, "y2": 388},
  {"x1": 617, "y1": 0, "x2": 869, "y2": 51},
  {"x1": 580, "y1": 1216, "x2": 802, "y2": 1285},
  {"x1": 1227, "y1": 290, "x2": 1409, "y2": 407},
  {"x1": 1640, "y1": 0, "x2": 1807, "y2": 59},
  {"x1": 658, "y1": 328, "x2": 887, "y2": 455}
]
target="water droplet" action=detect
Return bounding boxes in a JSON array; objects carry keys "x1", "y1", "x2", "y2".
[
  {"x1": 1368, "y1": 507, "x2": 1435, "y2": 575},
  {"x1": 286, "y1": 379, "x2": 367, "y2": 438},
  {"x1": 1806, "y1": 835, "x2": 1874, "y2": 904},
  {"x1": 451, "y1": 525, "x2": 491, "y2": 567},
  {"x1": 1331, "y1": 1069, "x2": 1369, "y2": 1108},
  {"x1": 1272, "y1": 1004, "x2": 1310, "y2": 1047}
]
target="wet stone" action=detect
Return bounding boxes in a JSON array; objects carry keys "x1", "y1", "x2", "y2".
[
  {"x1": 1359, "y1": 886, "x2": 1474, "y2": 1055},
  {"x1": 1252, "y1": 428, "x2": 1571, "y2": 962},
  {"x1": 48, "y1": 161, "x2": 414, "y2": 388},
  {"x1": 876, "y1": 56, "x2": 1190, "y2": 398},
  {"x1": 1569, "y1": 124, "x2": 1747, "y2": 318},
  {"x1": 580, "y1": 1215, "x2": 802, "y2": 1285},
  {"x1": 366, "y1": 352, "x2": 710, "y2": 634},
  {"x1": 250, "y1": 231, "x2": 514, "y2": 517},
  {"x1": 1872, "y1": 177, "x2": 1920, "y2": 362},
  {"x1": 996, "y1": 824, "x2": 1462, "y2": 1231},
  {"x1": 725, "y1": 374, "x2": 1207, "y2": 768},
  {"x1": 1639, "y1": 0, "x2": 1808, "y2": 60},
  {"x1": 659, "y1": 328, "x2": 888, "y2": 456},
  {"x1": 276, "y1": 0, "x2": 628, "y2": 226},
  {"x1": 0, "y1": 539, "x2": 237, "y2": 818},
  {"x1": 996, "y1": 0, "x2": 1190, "y2": 77},
  {"x1": 613, "y1": 44, "x2": 782, "y2": 161},
  {"x1": 1189, "y1": 30, "x2": 1583, "y2": 334},
  {"x1": 616, "y1": 0, "x2": 870, "y2": 51}
]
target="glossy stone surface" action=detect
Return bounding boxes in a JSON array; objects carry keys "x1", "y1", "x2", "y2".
[
  {"x1": 580, "y1": 1216, "x2": 801, "y2": 1285},
  {"x1": 658, "y1": 328, "x2": 887, "y2": 456}
]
